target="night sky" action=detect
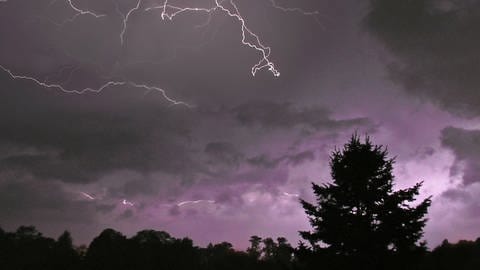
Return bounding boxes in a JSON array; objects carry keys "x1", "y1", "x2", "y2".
[{"x1": 1, "y1": 0, "x2": 479, "y2": 249}]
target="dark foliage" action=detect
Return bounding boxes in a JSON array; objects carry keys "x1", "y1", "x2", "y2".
[
  {"x1": 1, "y1": 225, "x2": 480, "y2": 270},
  {"x1": 421, "y1": 238, "x2": 480, "y2": 270},
  {"x1": 300, "y1": 134, "x2": 431, "y2": 270},
  {"x1": 0, "y1": 226, "x2": 80, "y2": 270},
  {"x1": 0, "y1": 226, "x2": 295, "y2": 270}
]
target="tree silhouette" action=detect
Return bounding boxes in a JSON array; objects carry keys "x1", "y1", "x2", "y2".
[
  {"x1": 3, "y1": 224, "x2": 480, "y2": 269},
  {"x1": 85, "y1": 228, "x2": 129, "y2": 270},
  {"x1": 273, "y1": 237, "x2": 294, "y2": 269},
  {"x1": 300, "y1": 134, "x2": 431, "y2": 270},
  {"x1": 52, "y1": 231, "x2": 80, "y2": 270},
  {"x1": 423, "y1": 238, "x2": 480, "y2": 270},
  {"x1": 203, "y1": 241, "x2": 254, "y2": 270},
  {"x1": 247, "y1": 235, "x2": 262, "y2": 259},
  {"x1": 128, "y1": 230, "x2": 176, "y2": 270},
  {"x1": 262, "y1": 237, "x2": 278, "y2": 261}
]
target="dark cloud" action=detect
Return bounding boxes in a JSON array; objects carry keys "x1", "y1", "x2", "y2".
[
  {"x1": 287, "y1": 150, "x2": 315, "y2": 166},
  {"x1": 0, "y1": 74, "x2": 197, "y2": 183},
  {"x1": 168, "y1": 205, "x2": 181, "y2": 217},
  {"x1": 438, "y1": 184, "x2": 480, "y2": 225},
  {"x1": 419, "y1": 146, "x2": 436, "y2": 158},
  {"x1": 366, "y1": 0, "x2": 480, "y2": 116},
  {"x1": 441, "y1": 188, "x2": 471, "y2": 202},
  {"x1": 247, "y1": 150, "x2": 315, "y2": 168},
  {"x1": 247, "y1": 154, "x2": 282, "y2": 168},
  {"x1": 232, "y1": 101, "x2": 372, "y2": 131},
  {"x1": 204, "y1": 142, "x2": 244, "y2": 167},
  {"x1": 0, "y1": 174, "x2": 95, "y2": 226},
  {"x1": 95, "y1": 203, "x2": 116, "y2": 214},
  {"x1": 118, "y1": 209, "x2": 134, "y2": 220},
  {"x1": 441, "y1": 126, "x2": 480, "y2": 185}
]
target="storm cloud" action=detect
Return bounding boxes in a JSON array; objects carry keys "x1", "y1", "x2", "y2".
[
  {"x1": 441, "y1": 126, "x2": 480, "y2": 186},
  {"x1": 366, "y1": 0, "x2": 480, "y2": 117}
]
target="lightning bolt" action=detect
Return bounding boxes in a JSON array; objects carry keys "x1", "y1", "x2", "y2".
[
  {"x1": 116, "y1": 0, "x2": 142, "y2": 45},
  {"x1": 0, "y1": 65, "x2": 191, "y2": 107},
  {"x1": 59, "y1": 0, "x2": 106, "y2": 25},
  {"x1": 145, "y1": 0, "x2": 280, "y2": 77},
  {"x1": 1, "y1": 0, "x2": 319, "y2": 106}
]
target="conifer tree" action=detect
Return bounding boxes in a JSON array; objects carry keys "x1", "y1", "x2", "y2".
[{"x1": 300, "y1": 135, "x2": 431, "y2": 269}]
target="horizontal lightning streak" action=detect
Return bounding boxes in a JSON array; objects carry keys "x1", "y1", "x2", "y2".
[
  {"x1": 0, "y1": 65, "x2": 191, "y2": 107},
  {"x1": 283, "y1": 192, "x2": 299, "y2": 197},
  {"x1": 268, "y1": 0, "x2": 323, "y2": 27},
  {"x1": 269, "y1": 0, "x2": 320, "y2": 16},
  {"x1": 80, "y1": 192, "x2": 95, "y2": 200},
  {"x1": 177, "y1": 200, "x2": 215, "y2": 207}
]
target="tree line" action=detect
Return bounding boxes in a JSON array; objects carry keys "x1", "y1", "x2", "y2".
[
  {"x1": 1, "y1": 225, "x2": 480, "y2": 270},
  {"x1": 1, "y1": 135, "x2": 478, "y2": 269}
]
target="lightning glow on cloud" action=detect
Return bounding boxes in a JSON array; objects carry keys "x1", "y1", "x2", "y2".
[
  {"x1": 80, "y1": 192, "x2": 95, "y2": 200},
  {"x1": 283, "y1": 192, "x2": 299, "y2": 198},
  {"x1": 177, "y1": 200, "x2": 215, "y2": 207},
  {"x1": 122, "y1": 199, "x2": 135, "y2": 206}
]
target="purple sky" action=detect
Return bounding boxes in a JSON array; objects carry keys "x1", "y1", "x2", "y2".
[{"x1": 1, "y1": 0, "x2": 480, "y2": 249}]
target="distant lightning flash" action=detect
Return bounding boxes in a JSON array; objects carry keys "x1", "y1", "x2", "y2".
[
  {"x1": 80, "y1": 191, "x2": 135, "y2": 207},
  {"x1": 283, "y1": 192, "x2": 299, "y2": 197},
  {"x1": 177, "y1": 200, "x2": 215, "y2": 207},
  {"x1": 269, "y1": 0, "x2": 320, "y2": 16},
  {"x1": 0, "y1": 65, "x2": 191, "y2": 107},
  {"x1": 122, "y1": 199, "x2": 135, "y2": 206},
  {"x1": 269, "y1": 0, "x2": 324, "y2": 27},
  {"x1": 80, "y1": 192, "x2": 95, "y2": 200}
]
